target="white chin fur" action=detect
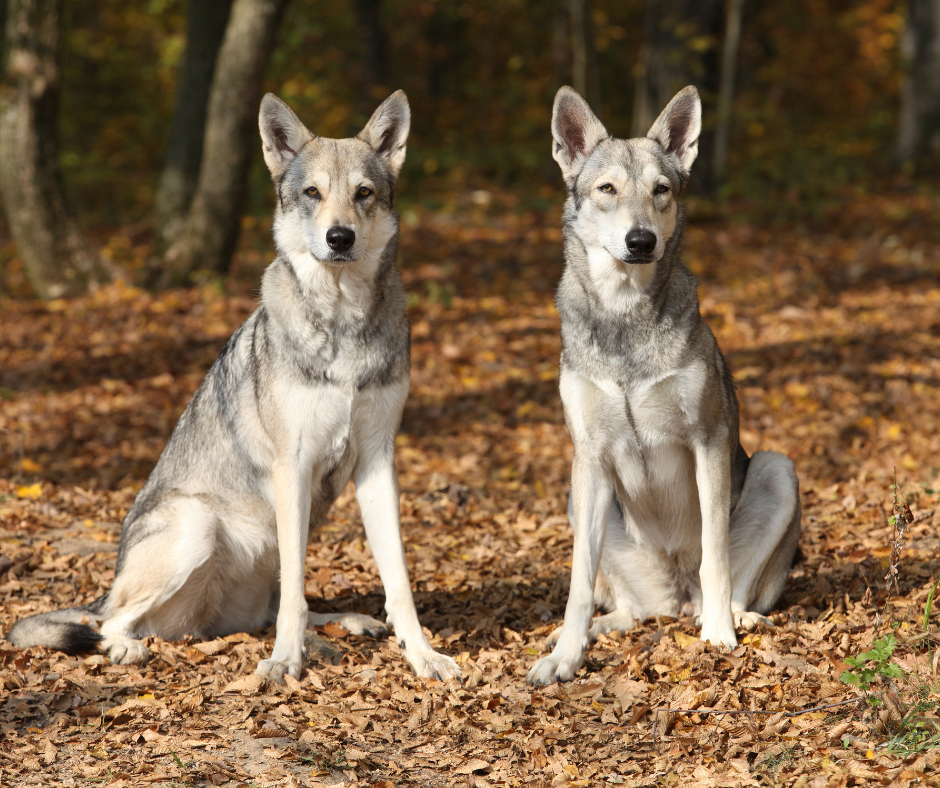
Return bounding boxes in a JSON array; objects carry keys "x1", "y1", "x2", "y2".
[{"x1": 586, "y1": 245, "x2": 657, "y2": 313}]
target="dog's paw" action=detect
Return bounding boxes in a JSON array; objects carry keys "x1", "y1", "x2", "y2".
[
  {"x1": 544, "y1": 612, "x2": 633, "y2": 652},
  {"x1": 406, "y1": 648, "x2": 461, "y2": 681},
  {"x1": 254, "y1": 658, "x2": 301, "y2": 683},
  {"x1": 527, "y1": 652, "x2": 583, "y2": 686},
  {"x1": 698, "y1": 619, "x2": 738, "y2": 650},
  {"x1": 105, "y1": 638, "x2": 150, "y2": 665},
  {"x1": 588, "y1": 610, "x2": 636, "y2": 640},
  {"x1": 733, "y1": 610, "x2": 774, "y2": 631},
  {"x1": 307, "y1": 611, "x2": 389, "y2": 638},
  {"x1": 332, "y1": 613, "x2": 389, "y2": 638}
]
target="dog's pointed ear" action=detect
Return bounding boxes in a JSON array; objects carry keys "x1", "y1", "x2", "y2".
[
  {"x1": 259, "y1": 94, "x2": 315, "y2": 180},
  {"x1": 358, "y1": 90, "x2": 410, "y2": 178},
  {"x1": 552, "y1": 86, "x2": 609, "y2": 186},
  {"x1": 647, "y1": 86, "x2": 701, "y2": 177}
]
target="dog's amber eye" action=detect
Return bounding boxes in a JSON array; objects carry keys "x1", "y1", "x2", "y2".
[
  {"x1": 598, "y1": 183, "x2": 616, "y2": 194},
  {"x1": 357, "y1": 186, "x2": 373, "y2": 198},
  {"x1": 304, "y1": 186, "x2": 320, "y2": 198},
  {"x1": 654, "y1": 184, "x2": 670, "y2": 195}
]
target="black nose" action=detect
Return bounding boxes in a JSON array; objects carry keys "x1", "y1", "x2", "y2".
[
  {"x1": 626, "y1": 229, "x2": 656, "y2": 256},
  {"x1": 326, "y1": 226, "x2": 356, "y2": 252}
]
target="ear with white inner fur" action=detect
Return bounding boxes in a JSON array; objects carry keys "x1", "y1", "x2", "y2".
[
  {"x1": 357, "y1": 90, "x2": 410, "y2": 178},
  {"x1": 551, "y1": 86, "x2": 609, "y2": 186},
  {"x1": 646, "y1": 85, "x2": 701, "y2": 177},
  {"x1": 259, "y1": 93, "x2": 315, "y2": 180}
]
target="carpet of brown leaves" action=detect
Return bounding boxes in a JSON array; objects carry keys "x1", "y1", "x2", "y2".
[{"x1": 2, "y1": 203, "x2": 940, "y2": 787}]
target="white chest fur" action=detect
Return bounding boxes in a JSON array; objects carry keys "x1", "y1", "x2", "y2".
[
  {"x1": 561, "y1": 360, "x2": 707, "y2": 450},
  {"x1": 560, "y1": 361, "x2": 708, "y2": 548}
]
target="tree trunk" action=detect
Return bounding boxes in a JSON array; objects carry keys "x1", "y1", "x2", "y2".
[
  {"x1": 357, "y1": 0, "x2": 386, "y2": 97},
  {"x1": 570, "y1": 0, "x2": 588, "y2": 98},
  {"x1": 352, "y1": 0, "x2": 387, "y2": 127},
  {"x1": 0, "y1": 0, "x2": 7, "y2": 66},
  {"x1": 553, "y1": 0, "x2": 569, "y2": 89},
  {"x1": 713, "y1": 0, "x2": 744, "y2": 179},
  {"x1": 162, "y1": 0, "x2": 286, "y2": 286},
  {"x1": 568, "y1": 0, "x2": 599, "y2": 104},
  {"x1": 0, "y1": 0, "x2": 110, "y2": 298},
  {"x1": 154, "y1": 0, "x2": 234, "y2": 254},
  {"x1": 631, "y1": 0, "x2": 722, "y2": 188},
  {"x1": 427, "y1": 1, "x2": 465, "y2": 101},
  {"x1": 896, "y1": 0, "x2": 940, "y2": 167}
]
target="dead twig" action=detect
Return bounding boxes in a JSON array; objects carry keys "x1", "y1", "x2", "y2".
[{"x1": 883, "y1": 469, "x2": 914, "y2": 624}]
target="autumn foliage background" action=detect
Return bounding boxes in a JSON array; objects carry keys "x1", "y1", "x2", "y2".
[{"x1": 2, "y1": 0, "x2": 940, "y2": 786}]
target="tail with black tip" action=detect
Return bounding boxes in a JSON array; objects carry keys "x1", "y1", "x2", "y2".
[{"x1": 6, "y1": 596, "x2": 107, "y2": 653}]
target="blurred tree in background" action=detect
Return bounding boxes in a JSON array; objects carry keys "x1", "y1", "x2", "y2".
[
  {"x1": 0, "y1": 0, "x2": 930, "y2": 297},
  {"x1": 0, "y1": 0, "x2": 112, "y2": 297},
  {"x1": 896, "y1": 0, "x2": 940, "y2": 167},
  {"x1": 161, "y1": 0, "x2": 286, "y2": 284},
  {"x1": 631, "y1": 0, "x2": 722, "y2": 189},
  {"x1": 153, "y1": 0, "x2": 233, "y2": 256}
]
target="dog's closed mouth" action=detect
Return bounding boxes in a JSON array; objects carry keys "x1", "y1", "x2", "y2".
[
  {"x1": 319, "y1": 251, "x2": 356, "y2": 264},
  {"x1": 621, "y1": 254, "x2": 655, "y2": 265}
]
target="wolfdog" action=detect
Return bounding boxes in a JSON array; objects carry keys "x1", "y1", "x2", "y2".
[
  {"x1": 8, "y1": 91, "x2": 460, "y2": 683},
  {"x1": 527, "y1": 86, "x2": 801, "y2": 684}
]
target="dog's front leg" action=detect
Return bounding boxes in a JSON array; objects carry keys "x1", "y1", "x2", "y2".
[
  {"x1": 255, "y1": 457, "x2": 312, "y2": 681},
  {"x1": 355, "y1": 455, "x2": 460, "y2": 680},
  {"x1": 695, "y1": 438, "x2": 737, "y2": 649},
  {"x1": 527, "y1": 456, "x2": 612, "y2": 685}
]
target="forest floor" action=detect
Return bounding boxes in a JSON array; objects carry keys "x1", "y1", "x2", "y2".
[{"x1": 1, "y1": 195, "x2": 940, "y2": 787}]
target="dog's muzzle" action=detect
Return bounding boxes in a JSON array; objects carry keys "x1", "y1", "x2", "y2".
[
  {"x1": 623, "y1": 229, "x2": 656, "y2": 264},
  {"x1": 326, "y1": 226, "x2": 356, "y2": 253},
  {"x1": 318, "y1": 226, "x2": 357, "y2": 263}
]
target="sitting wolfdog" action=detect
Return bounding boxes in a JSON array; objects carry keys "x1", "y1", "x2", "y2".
[
  {"x1": 528, "y1": 86, "x2": 800, "y2": 685},
  {"x1": 9, "y1": 91, "x2": 460, "y2": 683}
]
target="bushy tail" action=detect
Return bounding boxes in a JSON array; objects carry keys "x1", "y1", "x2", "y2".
[{"x1": 6, "y1": 596, "x2": 107, "y2": 653}]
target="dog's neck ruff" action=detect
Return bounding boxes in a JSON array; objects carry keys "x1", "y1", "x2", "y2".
[
  {"x1": 260, "y1": 237, "x2": 399, "y2": 350},
  {"x1": 556, "y1": 209, "x2": 700, "y2": 386}
]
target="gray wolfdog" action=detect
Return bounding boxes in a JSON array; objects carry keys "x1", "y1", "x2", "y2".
[
  {"x1": 8, "y1": 91, "x2": 460, "y2": 683},
  {"x1": 527, "y1": 86, "x2": 800, "y2": 685}
]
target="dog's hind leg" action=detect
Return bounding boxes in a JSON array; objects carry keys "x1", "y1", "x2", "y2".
[
  {"x1": 101, "y1": 499, "x2": 221, "y2": 665},
  {"x1": 727, "y1": 451, "x2": 801, "y2": 627}
]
